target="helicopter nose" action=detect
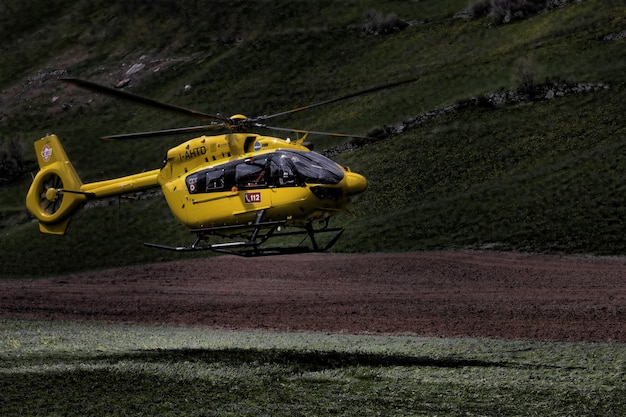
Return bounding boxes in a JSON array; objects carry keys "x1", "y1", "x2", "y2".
[{"x1": 344, "y1": 172, "x2": 368, "y2": 196}]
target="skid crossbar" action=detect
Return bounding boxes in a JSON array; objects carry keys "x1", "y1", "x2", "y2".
[{"x1": 144, "y1": 210, "x2": 344, "y2": 256}]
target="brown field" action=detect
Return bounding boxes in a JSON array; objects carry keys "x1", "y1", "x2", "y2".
[{"x1": 2, "y1": 251, "x2": 625, "y2": 342}]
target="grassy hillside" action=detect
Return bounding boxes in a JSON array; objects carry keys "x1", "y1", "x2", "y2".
[{"x1": 1, "y1": 0, "x2": 625, "y2": 276}]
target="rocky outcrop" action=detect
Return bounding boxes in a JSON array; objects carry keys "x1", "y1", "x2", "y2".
[{"x1": 323, "y1": 81, "x2": 609, "y2": 156}]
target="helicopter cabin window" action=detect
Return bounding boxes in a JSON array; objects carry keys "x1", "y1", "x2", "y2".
[
  {"x1": 205, "y1": 168, "x2": 225, "y2": 191},
  {"x1": 186, "y1": 151, "x2": 342, "y2": 194},
  {"x1": 235, "y1": 159, "x2": 268, "y2": 189},
  {"x1": 185, "y1": 167, "x2": 225, "y2": 194}
]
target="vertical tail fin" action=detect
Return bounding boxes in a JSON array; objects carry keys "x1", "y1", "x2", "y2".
[{"x1": 25, "y1": 135, "x2": 87, "y2": 234}]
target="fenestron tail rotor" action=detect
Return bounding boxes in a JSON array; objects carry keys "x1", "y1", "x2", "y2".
[{"x1": 39, "y1": 173, "x2": 63, "y2": 214}]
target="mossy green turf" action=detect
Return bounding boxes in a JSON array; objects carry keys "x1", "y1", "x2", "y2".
[
  {"x1": 1, "y1": 0, "x2": 625, "y2": 276},
  {"x1": 2, "y1": 319, "x2": 625, "y2": 416}
]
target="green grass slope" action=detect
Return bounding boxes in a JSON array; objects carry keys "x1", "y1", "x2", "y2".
[{"x1": 1, "y1": 0, "x2": 625, "y2": 276}]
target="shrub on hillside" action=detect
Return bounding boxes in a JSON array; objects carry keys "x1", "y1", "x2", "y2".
[
  {"x1": 459, "y1": 0, "x2": 575, "y2": 24},
  {"x1": 362, "y1": 11, "x2": 408, "y2": 35},
  {"x1": 0, "y1": 137, "x2": 26, "y2": 183},
  {"x1": 513, "y1": 55, "x2": 538, "y2": 95},
  {"x1": 490, "y1": 0, "x2": 545, "y2": 24},
  {"x1": 463, "y1": 0, "x2": 491, "y2": 18}
]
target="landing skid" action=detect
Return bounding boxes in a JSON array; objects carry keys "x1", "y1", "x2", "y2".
[{"x1": 144, "y1": 210, "x2": 344, "y2": 256}]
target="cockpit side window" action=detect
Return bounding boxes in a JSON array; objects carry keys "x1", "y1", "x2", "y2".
[
  {"x1": 272, "y1": 154, "x2": 299, "y2": 186},
  {"x1": 185, "y1": 149, "x2": 343, "y2": 194},
  {"x1": 236, "y1": 159, "x2": 268, "y2": 189}
]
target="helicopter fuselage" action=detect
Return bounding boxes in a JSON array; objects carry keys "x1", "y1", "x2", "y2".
[
  {"x1": 158, "y1": 133, "x2": 367, "y2": 229},
  {"x1": 26, "y1": 133, "x2": 367, "y2": 236}
]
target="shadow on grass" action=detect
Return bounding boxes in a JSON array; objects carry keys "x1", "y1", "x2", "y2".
[
  {"x1": 2, "y1": 346, "x2": 593, "y2": 416},
  {"x1": 114, "y1": 347, "x2": 564, "y2": 371}
]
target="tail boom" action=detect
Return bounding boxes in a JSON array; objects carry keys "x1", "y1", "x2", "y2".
[{"x1": 26, "y1": 134, "x2": 159, "y2": 235}]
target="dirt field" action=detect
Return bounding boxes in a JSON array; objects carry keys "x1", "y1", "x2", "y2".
[{"x1": 2, "y1": 251, "x2": 625, "y2": 342}]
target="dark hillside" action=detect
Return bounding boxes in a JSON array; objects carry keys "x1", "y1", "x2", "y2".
[{"x1": 1, "y1": 0, "x2": 625, "y2": 276}]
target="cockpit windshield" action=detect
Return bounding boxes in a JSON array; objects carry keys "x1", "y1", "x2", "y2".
[{"x1": 280, "y1": 150, "x2": 344, "y2": 184}]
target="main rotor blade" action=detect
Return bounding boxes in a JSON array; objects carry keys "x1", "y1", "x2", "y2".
[
  {"x1": 257, "y1": 76, "x2": 419, "y2": 121},
  {"x1": 61, "y1": 77, "x2": 232, "y2": 124},
  {"x1": 100, "y1": 124, "x2": 226, "y2": 140},
  {"x1": 253, "y1": 123, "x2": 376, "y2": 140}
]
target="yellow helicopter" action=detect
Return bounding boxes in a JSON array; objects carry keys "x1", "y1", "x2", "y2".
[{"x1": 26, "y1": 77, "x2": 413, "y2": 255}]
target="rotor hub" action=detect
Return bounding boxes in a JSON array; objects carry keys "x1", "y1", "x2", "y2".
[
  {"x1": 45, "y1": 187, "x2": 59, "y2": 201},
  {"x1": 229, "y1": 114, "x2": 248, "y2": 122}
]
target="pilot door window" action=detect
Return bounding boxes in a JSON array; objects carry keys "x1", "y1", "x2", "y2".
[
  {"x1": 236, "y1": 162, "x2": 268, "y2": 189},
  {"x1": 236, "y1": 155, "x2": 301, "y2": 189},
  {"x1": 274, "y1": 154, "x2": 298, "y2": 186}
]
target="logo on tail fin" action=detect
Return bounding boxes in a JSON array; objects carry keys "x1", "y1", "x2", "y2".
[{"x1": 41, "y1": 144, "x2": 53, "y2": 162}]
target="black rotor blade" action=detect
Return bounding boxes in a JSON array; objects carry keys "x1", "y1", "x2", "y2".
[
  {"x1": 100, "y1": 124, "x2": 227, "y2": 140},
  {"x1": 257, "y1": 76, "x2": 418, "y2": 121},
  {"x1": 253, "y1": 123, "x2": 376, "y2": 140},
  {"x1": 61, "y1": 77, "x2": 232, "y2": 124},
  {"x1": 43, "y1": 200, "x2": 54, "y2": 213}
]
